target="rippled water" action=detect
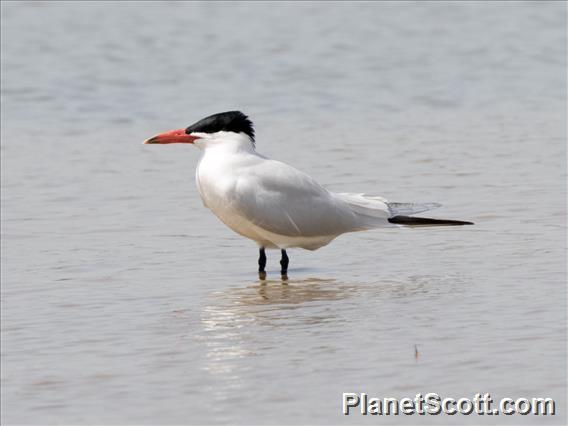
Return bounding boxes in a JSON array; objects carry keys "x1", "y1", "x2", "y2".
[{"x1": 1, "y1": 2, "x2": 566, "y2": 424}]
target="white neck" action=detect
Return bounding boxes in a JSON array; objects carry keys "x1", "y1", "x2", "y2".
[{"x1": 193, "y1": 131, "x2": 256, "y2": 154}]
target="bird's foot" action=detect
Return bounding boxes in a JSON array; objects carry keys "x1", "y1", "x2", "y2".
[
  {"x1": 280, "y1": 271, "x2": 288, "y2": 281},
  {"x1": 258, "y1": 271, "x2": 267, "y2": 281}
]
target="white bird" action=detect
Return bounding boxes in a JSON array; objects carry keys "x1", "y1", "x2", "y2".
[{"x1": 144, "y1": 111, "x2": 472, "y2": 278}]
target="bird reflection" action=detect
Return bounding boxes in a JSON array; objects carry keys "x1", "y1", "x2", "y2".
[
  {"x1": 197, "y1": 277, "x2": 355, "y2": 377},
  {"x1": 235, "y1": 276, "x2": 353, "y2": 305},
  {"x1": 196, "y1": 273, "x2": 468, "y2": 388}
]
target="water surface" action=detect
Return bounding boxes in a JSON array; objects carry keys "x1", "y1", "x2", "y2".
[{"x1": 1, "y1": 2, "x2": 566, "y2": 424}]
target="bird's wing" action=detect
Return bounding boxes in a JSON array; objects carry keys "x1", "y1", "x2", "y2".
[
  {"x1": 386, "y1": 201, "x2": 441, "y2": 216},
  {"x1": 228, "y1": 160, "x2": 360, "y2": 237}
]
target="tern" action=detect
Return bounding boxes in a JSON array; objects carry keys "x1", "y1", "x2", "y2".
[{"x1": 144, "y1": 111, "x2": 472, "y2": 278}]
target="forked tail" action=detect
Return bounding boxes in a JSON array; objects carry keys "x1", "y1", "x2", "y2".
[{"x1": 388, "y1": 216, "x2": 474, "y2": 226}]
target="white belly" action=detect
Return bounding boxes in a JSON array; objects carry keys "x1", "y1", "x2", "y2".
[
  {"x1": 196, "y1": 172, "x2": 333, "y2": 250},
  {"x1": 202, "y1": 191, "x2": 335, "y2": 250}
]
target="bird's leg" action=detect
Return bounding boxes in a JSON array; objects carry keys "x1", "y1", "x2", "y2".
[
  {"x1": 280, "y1": 249, "x2": 289, "y2": 279},
  {"x1": 258, "y1": 247, "x2": 267, "y2": 280}
]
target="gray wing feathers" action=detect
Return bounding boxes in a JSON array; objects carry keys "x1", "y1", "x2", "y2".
[
  {"x1": 227, "y1": 159, "x2": 441, "y2": 237},
  {"x1": 335, "y1": 193, "x2": 442, "y2": 226},
  {"x1": 334, "y1": 193, "x2": 392, "y2": 228},
  {"x1": 386, "y1": 202, "x2": 442, "y2": 216},
  {"x1": 230, "y1": 164, "x2": 359, "y2": 237}
]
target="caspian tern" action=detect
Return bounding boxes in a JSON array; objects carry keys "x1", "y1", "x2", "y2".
[{"x1": 144, "y1": 111, "x2": 472, "y2": 278}]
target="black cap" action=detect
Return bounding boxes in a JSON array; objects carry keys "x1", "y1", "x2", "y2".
[{"x1": 185, "y1": 111, "x2": 255, "y2": 142}]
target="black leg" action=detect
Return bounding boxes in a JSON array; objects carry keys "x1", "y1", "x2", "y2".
[
  {"x1": 258, "y1": 248, "x2": 267, "y2": 279},
  {"x1": 258, "y1": 248, "x2": 267, "y2": 272},
  {"x1": 280, "y1": 249, "x2": 289, "y2": 277}
]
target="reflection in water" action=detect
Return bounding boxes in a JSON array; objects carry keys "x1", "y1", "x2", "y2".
[
  {"x1": 196, "y1": 277, "x2": 355, "y2": 385},
  {"x1": 224, "y1": 277, "x2": 353, "y2": 305},
  {"x1": 195, "y1": 274, "x2": 468, "y2": 387}
]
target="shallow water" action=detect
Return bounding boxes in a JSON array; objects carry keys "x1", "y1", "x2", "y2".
[{"x1": 1, "y1": 2, "x2": 566, "y2": 425}]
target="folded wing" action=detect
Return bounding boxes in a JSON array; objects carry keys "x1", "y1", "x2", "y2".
[{"x1": 229, "y1": 160, "x2": 361, "y2": 237}]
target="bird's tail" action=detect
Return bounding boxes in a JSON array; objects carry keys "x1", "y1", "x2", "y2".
[
  {"x1": 335, "y1": 193, "x2": 473, "y2": 228},
  {"x1": 388, "y1": 215, "x2": 474, "y2": 226}
]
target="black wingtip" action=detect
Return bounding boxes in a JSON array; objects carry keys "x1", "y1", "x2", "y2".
[{"x1": 388, "y1": 216, "x2": 474, "y2": 226}]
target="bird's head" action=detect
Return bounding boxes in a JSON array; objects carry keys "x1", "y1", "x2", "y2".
[{"x1": 143, "y1": 111, "x2": 255, "y2": 150}]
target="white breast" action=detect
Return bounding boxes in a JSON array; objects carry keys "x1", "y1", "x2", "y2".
[
  {"x1": 195, "y1": 149, "x2": 339, "y2": 250},
  {"x1": 195, "y1": 148, "x2": 271, "y2": 246}
]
